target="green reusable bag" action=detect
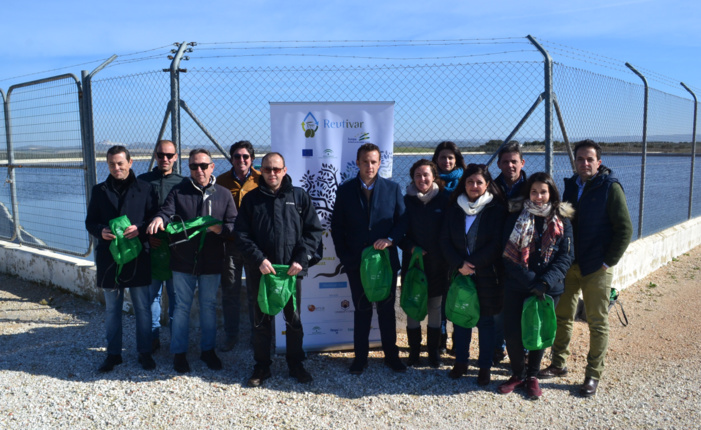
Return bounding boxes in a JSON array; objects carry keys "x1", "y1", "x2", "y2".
[
  {"x1": 258, "y1": 264, "x2": 297, "y2": 316},
  {"x1": 445, "y1": 274, "x2": 480, "y2": 329},
  {"x1": 108, "y1": 215, "x2": 143, "y2": 281},
  {"x1": 521, "y1": 294, "x2": 557, "y2": 350},
  {"x1": 165, "y1": 215, "x2": 223, "y2": 252},
  {"x1": 150, "y1": 230, "x2": 172, "y2": 281},
  {"x1": 360, "y1": 246, "x2": 393, "y2": 302},
  {"x1": 400, "y1": 247, "x2": 428, "y2": 321}
]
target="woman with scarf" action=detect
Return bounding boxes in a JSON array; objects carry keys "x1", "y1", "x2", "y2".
[
  {"x1": 498, "y1": 172, "x2": 574, "y2": 399},
  {"x1": 440, "y1": 164, "x2": 506, "y2": 386},
  {"x1": 400, "y1": 159, "x2": 450, "y2": 368},
  {"x1": 431, "y1": 141, "x2": 467, "y2": 353}
]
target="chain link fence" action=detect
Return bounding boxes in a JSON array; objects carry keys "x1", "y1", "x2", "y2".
[{"x1": 0, "y1": 39, "x2": 700, "y2": 256}]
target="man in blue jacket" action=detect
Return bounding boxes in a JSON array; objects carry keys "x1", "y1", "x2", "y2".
[
  {"x1": 137, "y1": 139, "x2": 184, "y2": 352},
  {"x1": 147, "y1": 148, "x2": 237, "y2": 374},
  {"x1": 331, "y1": 143, "x2": 407, "y2": 375},
  {"x1": 540, "y1": 140, "x2": 632, "y2": 397}
]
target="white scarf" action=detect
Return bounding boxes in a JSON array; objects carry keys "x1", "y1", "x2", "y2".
[
  {"x1": 406, "y1": 182, "x2": 440, "y2": 204},
  {"x1": 457, "y1": 191, "x2": 493, "y2": 216},
  {"x1": 524, "y1": 199, "x2": 552, "y2": 217}
]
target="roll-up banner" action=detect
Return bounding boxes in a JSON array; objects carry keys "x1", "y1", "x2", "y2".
[{"x1": 270, "y1": 101, "x2": 395, "y2": 352}]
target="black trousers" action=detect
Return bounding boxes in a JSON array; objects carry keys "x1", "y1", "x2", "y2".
[
  {"x1": 250, "y1": 272, "x2": 304, "y2": 371},
  {"x1": 503, "y1": 289, "x2": 561, "y2": 378},
  {"x1": 346, "y1": 269, "x2": 399, "y2": 362}
]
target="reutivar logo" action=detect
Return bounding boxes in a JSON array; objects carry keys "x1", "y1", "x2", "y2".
[{"x1": 301, "y1": 112, "x2": 319, "y2": 138}]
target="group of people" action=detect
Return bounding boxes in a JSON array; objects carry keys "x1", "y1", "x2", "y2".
[{"x1": 86, "y1": 137, "x2": 632, "y2": 399}]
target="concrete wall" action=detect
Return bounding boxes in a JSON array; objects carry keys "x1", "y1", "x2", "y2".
[{"x1": 2, "y1": 215, "x2": 701, "y2": 306}]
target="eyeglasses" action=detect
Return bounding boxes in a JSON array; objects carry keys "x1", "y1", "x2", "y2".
[
  {"x1": 261, "y1": 166, "x2": 284, "y2": 174},
  {"x1": 157, "y1": 152, "x2": 176, "y2": 160},
  {"x1": 232, "y1": 153, "x2": 250, "y2": 160},
  {"x1": 189, "y1": 163, "x2": 212, "y2": 171}
]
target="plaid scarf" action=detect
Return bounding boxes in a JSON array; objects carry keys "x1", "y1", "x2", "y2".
[{"x1": 503, "y1": 200, "x2": 564, "y2": 269}]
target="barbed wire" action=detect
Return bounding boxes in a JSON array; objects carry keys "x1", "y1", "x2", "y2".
[
  {"x1": 0, "y1": 45, "x2": 172, "y2": 83},
  {"x1": 189, "y1": 50, "x2": 535, "y2": 62},
  {"x1": 195, "y1": 41, "x2": 531, "y2": 52},
  {"x1": 197, "y1": 37, "x2": 525, "y2": 46}
]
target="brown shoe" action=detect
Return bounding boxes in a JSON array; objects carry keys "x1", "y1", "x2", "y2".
[
  {"x1": 477, "y1": 368, "x2": 491, "y2": 386},
  {"x1": 580, "y1": 377, "x2": 598, "y2": 397},
  {"x1": 448, "y1": 362, "x2": 468, "y2": 379},
  {"x1": 539, "y1": 364, "x2": 568, "y2": 379}
]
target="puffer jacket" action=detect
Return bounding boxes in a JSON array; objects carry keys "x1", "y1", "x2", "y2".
[
  {"x1": 156, "y1": 176, "x2": 237, "y2": 275},
  {"x1": 562, "y1": 165, "x2": 633, "y2": 276},
  {"x1": 235, "y1": 174, "x2": 323, "y2": 277},
  {"x1": 501, "y1": 199, "x2": 575, "y2": 297},
  {"x1": 440, "y1": 198, "x2": 507, "y2": 316}
]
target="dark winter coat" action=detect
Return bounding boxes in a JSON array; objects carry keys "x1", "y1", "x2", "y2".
[
  {"x1": 501, "y1": 199, "x2": 575, "y2": 297},
  {"x1": 331, "y1": 175, "x2": 407, "y2": 273},
  {"x1": 156, "y1": 177, "x2": 237, "y2": 275},
  {"x1": 400, "y1": 191, "x2": 450, "y2": 297},
  {"x1": 137, "y1": 167, "x2": 185, "y2": 206},
  {"x1": 440, "y1": 198, "x2": 507, "y2": 316},
  {"x1": 495, "y1": 170, "x2": 528, "y2": 199},
  {"x1": 85, "y1": 170, "x2": 157, "y2": 289},
  {"x1": 562, "y1": 166, "x2": 633, "y2": 276},
  {"x1": 235, "y1": 175, "x2": 323, "y2": 277}
]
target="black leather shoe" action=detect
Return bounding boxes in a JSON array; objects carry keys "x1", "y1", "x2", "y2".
[
  {"x1": 247, "y1": 367, "x2": 272, "y2": 387},
  {"x1": 349, "y1": 358, "x2": 368, "y2": 375},
  {"x1": 448, "y1": 362, "x2": 468, "y2": 379},
  {"x1": 98, "y1": 354, "x2": 123, "y2": 373},
  {"x1": 539, "y1": 364, "x2": 568, "y2": 379},
  {"x1": 289, "y1": 364, "x2": 313, "y2": 384},
  {"x1": 173, "y1": 353, "x2": 191, "y2": 373},
  {"x1": 384, "y1": 357, "x2": 407, "y2": 373},
  {"x1": 477, "y1": 368, "x2": 491, "y2": 386},
  {"x1": 580, "y1": 377, "x2": 598, "y2": 397},
  {"x1": 200, "y1": 349, "x2": 223, "y2": 370},
  {"x1": 138, "y1": 353, "x2": 156, "y2": 370}
]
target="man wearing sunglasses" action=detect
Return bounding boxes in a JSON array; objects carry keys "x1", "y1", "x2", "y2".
[
  {"x1": 216, "y1": 141, "x2": 261, "y2": 352},
  {"x1": 235, "y1": 152, "x2": 323, "y2": 387},
  {"x1": 138, "y1": 140, "x2": 185, "y2": 352},
  {"x1": 147, "y1": 148, "x2": 237, "y2": 374}
]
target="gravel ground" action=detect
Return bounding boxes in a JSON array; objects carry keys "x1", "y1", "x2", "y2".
[{"x1": 1, "y1": 246, "x2": 700, "y2": 429}]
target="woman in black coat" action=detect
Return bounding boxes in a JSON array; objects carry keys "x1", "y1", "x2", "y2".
[
  {"x1": 497, "y1": 172, "x2": 574, "y2": 400},
  {"x1": 441, "y1": 164, "x2": 506, "y2": 386},
  {"x1": 400, "y1": 160, "x2": 450, "y2": 368}
]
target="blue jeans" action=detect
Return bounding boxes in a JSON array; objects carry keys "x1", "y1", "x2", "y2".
[
  {"x1": 104, "y1": 286, "x2": 152, "y2": 355},
  {"x1": 170, "y1": 271, "x2": 220, "y2": 354},
  {"x1": 149, "y1": 278, "x2": 175, "y2": 338},
  {"x1": 453, "y1": 314, "x2": 496, "y2": 369}
]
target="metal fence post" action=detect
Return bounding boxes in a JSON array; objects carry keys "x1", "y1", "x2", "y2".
[
  {"x1": 527, "y1": 35, "x2": 554, "y2": 176},
  {"x1": 169, "y1": 42, "x2": 189, "y2": 174},
  {"x1": 3, "y1": 90, "x2": 20, "y2": 241},
  {"x1": 626, "y1": 63, "x2": 648, "y2": 239},
  {"x1": 681, "y1": 82, "x2": 697, "y2": 220}
]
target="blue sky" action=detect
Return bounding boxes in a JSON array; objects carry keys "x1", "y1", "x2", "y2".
[{"x1": 1, "y1": 0, "x2": 699, "y2": 95}]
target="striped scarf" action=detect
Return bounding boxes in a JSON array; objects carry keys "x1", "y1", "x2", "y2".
[{"x1": 503, "y1": 200, "x2": 564, "y2": 269}]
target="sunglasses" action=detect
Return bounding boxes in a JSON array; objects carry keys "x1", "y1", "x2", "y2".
[
  {"x1": 232, "y1": 153, "x2": 250, "y2": 160},
  {"x1": 261, "y1": 166, "x2": 284, "y2": 174},
  {"x1": 189, "y1": 163, "x2": 212, "y2": 171},
  {"x1": 157, "y1": 152, "x2": 176, "y2": 160}
]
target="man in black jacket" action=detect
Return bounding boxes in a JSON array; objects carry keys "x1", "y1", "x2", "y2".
[
  {"x1": 235, "y1": 152, "x2": 323, "y2": 387},
  {"x1": 137, "y1": 139, "x2": 184, "y2": 351},
  {"x1": 85, "y1": 145, "x2": 157, "y2": 372},
  {"x1": 331, "y1": 143, "x2": 407, "y2": 375},
  {"x1": 147, "y1": 149, "x2": 237, "y2": 374}
]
